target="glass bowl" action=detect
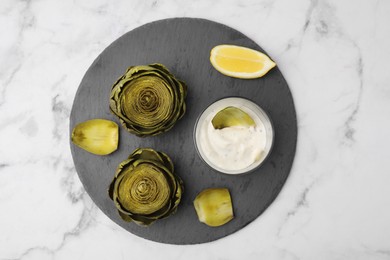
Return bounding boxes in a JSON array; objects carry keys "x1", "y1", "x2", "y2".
[{"x1": 194, "y1": 97, "x2": 274, "y2": 175}]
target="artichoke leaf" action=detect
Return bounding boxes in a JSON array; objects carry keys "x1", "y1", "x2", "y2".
[
  {"x1": 211, "y1": 106, "x2": 255, "y2": 130},
  {"x1": 118, "y1": 211, "x2": 133, "y2": 222},
  {"x1": 130, "y1": 148, "x2": 165, "y2": 163}
]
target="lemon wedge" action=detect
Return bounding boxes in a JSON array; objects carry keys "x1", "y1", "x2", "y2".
[{"x1": 210, "y1": 45, "x2": 276, "y2": 79}]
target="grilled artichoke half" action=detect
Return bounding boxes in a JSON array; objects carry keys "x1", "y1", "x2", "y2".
[
  {"x1": 108, "y1": 148, "x2": 183, "y2": 226},
  {"x1": 109, "y1": 64, "x2": 187, "y2": 137}
]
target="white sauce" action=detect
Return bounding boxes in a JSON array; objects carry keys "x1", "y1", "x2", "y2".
[{"x1": 196, "y1": 99, "x2": 268, "y2": 174}]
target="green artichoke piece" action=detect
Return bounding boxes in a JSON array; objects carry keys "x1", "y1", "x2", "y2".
[
  {"x1": 211, "y1": 106, "x2": 256, "y2": 130},
  {"x1": 193, "y1": 188, "x2": 234, "y2": 227},
  {"x1": 118, "y1": 164, "x2": 171, "y2": 215},
  {"x1": 71, "y1": 119, "x2": 118, "y2": 155},
  {"x1": 109, "y1": 64, "x2": 187, "y2": 137},
  {"x1": 108, "y1": 148, "x2": 183, "y2": 226}
]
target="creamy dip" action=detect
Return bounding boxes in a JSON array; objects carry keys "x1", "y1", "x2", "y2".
[{"x1": 195, "y1": 98, "x2": 272, "y2": 174}]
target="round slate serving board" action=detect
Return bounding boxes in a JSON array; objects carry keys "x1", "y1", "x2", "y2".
[{"x1": 70, "y1": 18, "x2": 297, "y2": 244}]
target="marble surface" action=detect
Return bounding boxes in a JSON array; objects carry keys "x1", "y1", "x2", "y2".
[{"x1": 1, "y1": 0, "x2": 390, "y2": 259}]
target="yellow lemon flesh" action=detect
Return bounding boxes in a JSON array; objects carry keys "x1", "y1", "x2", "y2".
[{"x1": 210, "y1": 45, "x2": 276, "y2": 79}]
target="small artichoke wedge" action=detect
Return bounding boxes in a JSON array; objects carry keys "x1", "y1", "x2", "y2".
[
  {"x1": 109, "y1": 64, "x2": 187, "y2": 137},
  {"x1": 211, "y1": 106, "x2": 255, "y2": 130},
  {"x1": 193, "y1": 188, "x2": 234, "y2": 227},
  {"x1": 108, "y1": 148, "x2": 183, "y2": 226},
  {"x1": 71, "y1": 119, "x2": 118, "y2": 155}
]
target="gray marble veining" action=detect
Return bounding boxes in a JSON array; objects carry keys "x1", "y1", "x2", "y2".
[{"x1": 1, "y1": 0, "x2": 390, "y2": 259}]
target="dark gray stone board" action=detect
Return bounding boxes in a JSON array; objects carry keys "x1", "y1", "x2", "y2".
[{"x1": 70, "y1": 18, "x2": 297, "y2": 244}]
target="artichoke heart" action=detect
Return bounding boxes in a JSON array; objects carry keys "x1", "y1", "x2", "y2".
[
  {"x1": 212, "y1": 106, "x2": 255, "y2": 130},
  {"x1": 193, "y1": 188, "x2": 234, "y2": 227},
  {"x1": 109, "y1": 148, "x2": 183, "y2": 226},
  {"x1": 109, "y1": 64, "x2": 187, "y2": 137},
  {"x1": 71, "y1": 119, "x2": 118, "y2": 155}
]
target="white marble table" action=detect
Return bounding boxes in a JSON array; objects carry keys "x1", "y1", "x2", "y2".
[{"x1": 1, "y1": 0, "x2": 390, "y2": 259}]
